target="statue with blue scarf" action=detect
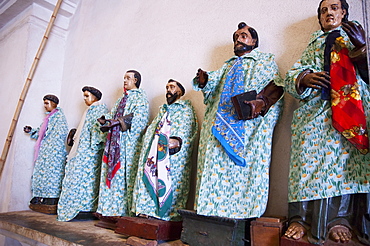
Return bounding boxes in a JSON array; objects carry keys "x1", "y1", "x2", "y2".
[{"x1": 193, "y1": 22, "x2": 284, "y2": 219}]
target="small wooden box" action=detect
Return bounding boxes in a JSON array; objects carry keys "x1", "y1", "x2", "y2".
[
  {"x1": 178, "y1": 209, "x2": 251, "y2": 246},
  {"x1": 115, "y1": 216, "x2": 183, "y2": 241},
  {"x1": 250, "y1": 217, "x2": 287, "y2": 246}
]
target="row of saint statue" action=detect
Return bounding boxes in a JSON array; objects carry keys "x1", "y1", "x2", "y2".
[{"x1": 24, "y1": 0, "x2": 369, "y2": 244}]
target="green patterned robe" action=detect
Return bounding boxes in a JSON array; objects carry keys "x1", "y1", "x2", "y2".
[
  {"x1": 28, "y1": 107, "x2": 68, "y2": 198},
  {"x1": 194, "y1": 48, "x2": 283, "y2": 219},
  {"x1": 57, "y1": 103, "x2": 108, "y2": 221},
  {"x1": 132, "y1": 100, "x2": 198, "y2": 221},
  {"x1": 285, "y1": 26, "x2": 370, "y2": 203},
  {"x1": 97, "y1": 89, "x2": 149, "y2": 216}
]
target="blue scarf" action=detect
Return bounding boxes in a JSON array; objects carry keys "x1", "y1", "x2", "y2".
[{"x1": 212, "y1": 57, "x2": 246, "y2": 167}]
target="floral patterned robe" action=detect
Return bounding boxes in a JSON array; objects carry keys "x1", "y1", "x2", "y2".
[
  {"x1": 57, "y1": 103, "x2": 108, "y2": 221},
  {"x1": 131, "y1": 100, "x2": 198, "y2": 221},
  {"x1": 28, "y1": 107, "x2": 68, "y2": 198},
  {"x1": 97, "y1": 89, "x2": 149, "y2": 216},
  {"x1": 285, "y1": 26, "x2": 370, "y2": 203},
  {"x1": 193, "y1": 48, "x2": 283, "y2": 219}
]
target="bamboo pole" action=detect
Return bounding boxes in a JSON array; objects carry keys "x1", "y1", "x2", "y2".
[{"x1": 0, "y1": 0, "x2": 64, "y2": 178}]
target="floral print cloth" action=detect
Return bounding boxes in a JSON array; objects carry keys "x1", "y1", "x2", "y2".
[
  {"x1": 132, "y1": 100, "x2": 198, "y2": 221},
  {"x1": 57, "y1": 103, "x2": 108, "y2": 221},
  {"x1": 193, "y1": 48, "x2": 283, "y2": 219},
  {"x1": 97, "y1": 89, "x2": 149, "y2": 216},
  {"x1": 28, "y1": 107, "x2": 68, "y2": 198},
  {"x1": 284, "y1": 26, "x2": 370, "y2": 203}
]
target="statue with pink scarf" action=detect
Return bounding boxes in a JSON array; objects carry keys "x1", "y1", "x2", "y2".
[{"x1": 24, "y1": 94, "x2": 68, "y2": 213}]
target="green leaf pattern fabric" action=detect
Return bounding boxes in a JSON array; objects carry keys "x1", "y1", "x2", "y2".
[
  {"x1": 193, "y1": 49, "x2": 283, "y2": 218},
  {"x1": 97, "y1": 89, "x2": 149, "y2": 216},
  {"x1": 29, "y1": 107, "x2": 68, "y2": 198},
  {"x1": 284, "y1": 26, "x2": 370, "y2": 203},
  {"x1": 57, "y1": 104, "x2": 108, "y2": 221}
]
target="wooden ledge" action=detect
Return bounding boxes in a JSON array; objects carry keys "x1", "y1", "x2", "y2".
[{"x1": 0, "y1": 210, "x2": 128, "y2": 245}]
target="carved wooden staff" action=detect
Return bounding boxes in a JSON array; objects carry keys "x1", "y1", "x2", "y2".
[{"x1": 0, "y1": 0, "x2": 63, "y2": 178}]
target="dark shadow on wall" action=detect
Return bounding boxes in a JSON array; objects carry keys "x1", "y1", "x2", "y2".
[
  {"x1": 264, "y1": 16, "x2": 318, "y2": 218},
  {"x1": 263, "y1": 93, "x2": 298, "y2": 218}
]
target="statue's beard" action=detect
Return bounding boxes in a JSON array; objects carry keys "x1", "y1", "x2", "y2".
[
  {"x1": 234, "y1": 41, "x2": 254, "y2": 55},
  {"x1": 166, "y1": 92, "x2": 179, "y2": 105}
]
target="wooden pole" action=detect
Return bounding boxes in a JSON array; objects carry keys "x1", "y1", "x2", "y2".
[{"x1": 0, "y1": 0, "x2": 64, "y2": 178}]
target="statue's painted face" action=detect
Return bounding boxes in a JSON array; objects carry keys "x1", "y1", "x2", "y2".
[
  {"x1": 233, "y1": 26, "x2": 256, "y2": 56},
  {"x1": 123, "y1": 72, "x2": 138, "y2": 91},
  {"x1": 166, "y1": 81, "x2": 182, "y2": 105},
  {"x1": 319, "y1": 0, "x2": 346, "y2": 32},
  {"x1": 83, "y1": 90, "x2": 98, "y2": 106},
  {"x1": 44, "y1": 99, "x2": 57, "y2": 112}
]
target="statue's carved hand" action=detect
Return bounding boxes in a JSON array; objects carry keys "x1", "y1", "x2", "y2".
[
  {"x1": 24, "y1": 126, "x2": 32, "y2": 133},
  {"x1": 119, "y1": 113, "x2": 134, "y2": 132},
  {"x1": 169, "y1": 138, "x2": 180, "y2": 149},
  {"x1": 300, "y1": 71, "x2": 330, "y2": 91},
  {"x1": 99, "y1": 120, "x2": 115, "y2": 132},
  {"x1": 196, "y1": 68, "x2": 208, "y2": 88},
  {"x1": 97, "y1": 115, "x2": 106, "y2": 125},
  {"x1": 244, "y1": 99, "x2": 265, "y2": 120},
  {"x1": 342, "y1": 21, "x2": 366, "y2": 48},
  {"x1": 169, "y1": 137, "x2": 182, "y2": 155},
  {"x1": 67, "y1": 128, "x2": 77, "y2": 146}
]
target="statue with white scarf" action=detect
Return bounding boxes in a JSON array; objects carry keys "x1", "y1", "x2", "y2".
[{"x1": 132, "y1": 79, "x2": 198, "y2": 221}]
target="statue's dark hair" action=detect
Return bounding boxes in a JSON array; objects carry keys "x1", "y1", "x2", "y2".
[
  {"x1": 168, "y1": 79, "x2": 185, "y2": 96},
  {"x1": 43, "y1": 94, "x2": 59, "y2": 105},
  {"x1": 82, "y1": 86, "x2": 102, "y2": 100},
  {"x1": 126, "y1": 70, "x2": 141, "y2": 88},
  {"x1": 317, "y1": 0, "x2": 349, "y2": 30},
  {"x1": 233, "y1": 22, "x2": 259, "y2": 49}
]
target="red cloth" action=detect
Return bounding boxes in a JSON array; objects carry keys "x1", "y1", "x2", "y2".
[{"x1": 330, "y1": 36, "x2": 369, "y2": 154}]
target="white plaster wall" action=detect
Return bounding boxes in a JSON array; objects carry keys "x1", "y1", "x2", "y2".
[
  {"x1": 0, "y1": 0, "x2": 365, "y2": 237},
  {"x1": 0, "y1": 2, "x2": 66, "y2": 214},
  {"x1": 0, "y1": 14, "x2": 28, "y2": 214},
  {"x1": 59, "y1": 0, "x2": 364, "y2": 217}
]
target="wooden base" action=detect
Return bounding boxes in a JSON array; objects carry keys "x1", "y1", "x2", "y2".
[
  {"x1": 250, "y1": 217, "x2": 287, "y2": 246},
  {"x1": 115, "y1": 216, "x2": 183, "y2": 241},
  {"x1": 93, "y1": 213, "x2": 120, "y2": 230},
  {"x1": 29, "y1": 204, "x2": 57, "y2": 214},
  {"x1": 178, "y1": 209, "x2": 250, "y2": 246}
]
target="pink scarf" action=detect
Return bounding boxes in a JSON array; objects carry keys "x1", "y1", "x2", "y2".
[{"x1": 34, "y1": 108, "x2": 58, "y2": 162}]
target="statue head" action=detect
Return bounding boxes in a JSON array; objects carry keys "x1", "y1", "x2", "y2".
[
  {"x1": 233, "y1": 22, "x2": 259, "y2": 56},
  {"x1": 124, "y1": 70, "x2": 141, "y2": 90},
  {"x1": 43, "y1": 94, "x2": 59, "y2": 112},
  {"x1": 166, "y1": 79, "x2": 185, "y2": 105},
  {"x1": 317, "y1": 0, "x2": 349, "y2": 32},
  {"x1": 82, "y1": 86, "x2": 102, "y2": 106}
]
